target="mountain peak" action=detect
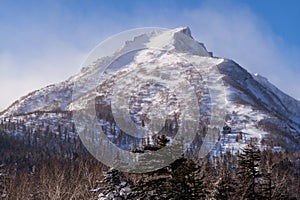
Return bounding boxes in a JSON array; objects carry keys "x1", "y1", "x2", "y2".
[
  {"x1": 2, "y1": 27, "x2": 300, "y2": 153},
  {"x1": 145, "y1": 27, "x2": 210, "y2": 57},
  {"x1": 173, "y1": 26, "x2": 193, "y2": 38}
]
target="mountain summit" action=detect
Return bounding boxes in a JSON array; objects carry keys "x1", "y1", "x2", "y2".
[{"x1": 1, "y1": 27, "x2": 300, "y2": 153}]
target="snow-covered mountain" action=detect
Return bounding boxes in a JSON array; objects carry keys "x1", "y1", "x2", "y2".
[{"x1": 1, "y1": 27, "x2": 300, "y2": 153}]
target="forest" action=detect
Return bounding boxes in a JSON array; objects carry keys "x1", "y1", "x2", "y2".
[{"x1": 0, "y1": 118, "x2": 299, "y2": 199}]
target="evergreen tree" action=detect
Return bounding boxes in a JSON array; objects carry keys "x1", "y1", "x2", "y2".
[
  {"x1": 97, "y1": 168, "x2": 130, "y2": 200},
  {"x1": 237, "y1": 141, "x2": 262, "y2": 200},
  {"x1": 167, "y1": 157, "x2": 197, "y2": 199},
  {"x1": 214, "y1": 159, "x2": 237, "y2": 200},
  {"x1": 261, "y1": 171, "x2": 275, "y2": 200},
  {"x1": 128, "y1": 167, "x2": 170, "y2": 199},
  {"x1": 128, "y1": 157, "x2": 209, "y2": 200}
]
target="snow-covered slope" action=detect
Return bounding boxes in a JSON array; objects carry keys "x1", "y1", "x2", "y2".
[
  {"x1": 252, "y1": 73, "x2": 300, "y2": 120},
  {"x1": 1, "y1": 27, "x2": 300, "y2": 153},
  {"x1": 0, "y1": 81, "x2": 73, "y2": 116}
]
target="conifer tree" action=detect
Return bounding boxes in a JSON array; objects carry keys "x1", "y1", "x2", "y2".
[
  {"x1": 214, "y1": 160, "x2": 237, "y2": 200},
  {"x1": 261, "y1": 171, "x2": 275, "y2": 200},
  {"x1": 128, "y1": 166, "x2": 170, "y2": 199},
  {"x1": 167, "y1": 157, "x2": 196, "y2": 199},
  {"x1": 97, "y1": 168, "x2": 130, "y2": 200},
  {"x1": 166, "y1": 156, "x2": 211, "y2": 200},
  {"x1": 237, "y1": 141, "x2": 262, "y2": 200}
]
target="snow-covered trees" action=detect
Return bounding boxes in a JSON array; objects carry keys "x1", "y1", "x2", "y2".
[
  {"x1": 96, "y1": 168, "x2": 131, "y2": 200},
  {"x1": 1, "y1": 117, "x2": 299, "y2": 199}
]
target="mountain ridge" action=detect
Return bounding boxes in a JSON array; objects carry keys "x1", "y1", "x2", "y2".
[{"x1": 1, "y1": 27, "x2": 300, "y2": 153}]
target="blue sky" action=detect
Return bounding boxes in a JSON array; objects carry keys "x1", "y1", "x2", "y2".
[{"x1": 0, "y1": 0, "x2": 300, "y2": 110}]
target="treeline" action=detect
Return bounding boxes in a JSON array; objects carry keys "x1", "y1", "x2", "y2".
[
  {"x1": 1, "y1": 136, "x2": 299, "y2": 199},
  {"x1": 0, "y1": 118, "x2": 300, "y2": 199},
  {"x1": 0, "y1": 117, "x2": 83, "y2": 168}
]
